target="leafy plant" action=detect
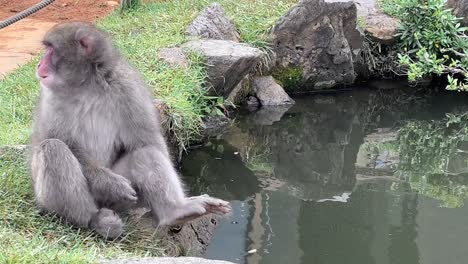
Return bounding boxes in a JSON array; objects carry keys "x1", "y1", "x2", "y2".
[{"x1": 381, "y1": 0, "x2": 468, "y2": 91}]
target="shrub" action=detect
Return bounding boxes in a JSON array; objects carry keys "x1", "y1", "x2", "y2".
[{"x1": 381, "y1": 0, "x2": 468, "y2": 91}]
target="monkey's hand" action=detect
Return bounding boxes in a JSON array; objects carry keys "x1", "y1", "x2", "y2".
[{"x1": 86, "y1": 167, "x2": 138, "y2": 207}]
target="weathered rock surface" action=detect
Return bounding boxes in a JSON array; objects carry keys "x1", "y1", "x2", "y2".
[
  {"x1": 158, "y1": 48, "x2": 189, "y2": 68},
  {"x1": 100, "y1": 257, "x2": 235, "y2": 264},
  {"x1": 183, "y1": 40, "x2": 263, "y2": 97},
  {"x1": 270, "y1": 0, "x2": 363, "y2": 91},
  {"x1": 253, "y1": 76, "x2": 295, "y2": 105},
  {"x1": 329, "y1": 0, "x2": 399, "y2": 44},
  {"x1": 447, "y1": 0, "x2": 468, "y2": 26},
  {"x1": 226, "y1": 75, "x2": 250, "y2": 105},
  {"x1": 187, "y1": 3, "x2": 240, "y2": 42},
  {"x1": 128, "y1": 208, "x2": 222, "y2": 257}
]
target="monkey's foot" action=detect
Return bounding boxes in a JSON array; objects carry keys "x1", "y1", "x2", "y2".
[
  {"x1": 189, "y1": 194, "x2": 231, "y2": 215},
  {"x1": 167, "y1": 195, "x2": 231, "y2": 225},
  {"x1": 90, "y1": 208, "x2": 124, "y2": 239}
]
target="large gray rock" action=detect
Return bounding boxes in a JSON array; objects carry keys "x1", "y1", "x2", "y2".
[
  {"x1": 447, "y1": 0, "x2": 468, "y2": 26},
  {"x1": 187, "y1": 3, "x2": 240, "y2": 42},
  {"x1": 100, "y1": 257, "x2": 235, "y2": 264},
  {"x1": 253, "y1": 76, "x2": 295, "y2": 106},
  {"x1": 183, "y1": 40, "x2": 263, "y2": 97},
  {"x1": 328, "y1": 0, "x2": 399, "y2": 44},
  {"x1": 270, "y1": 0, "x2": 363, "y2": 91}
]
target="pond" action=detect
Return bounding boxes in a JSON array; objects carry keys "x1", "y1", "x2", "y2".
[{"x1": 180, "y1": 81, "x2": 468, "y2": 264}]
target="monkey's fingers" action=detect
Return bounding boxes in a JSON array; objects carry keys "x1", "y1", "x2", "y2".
[
  {"x1": 124, "y1": 192, "x2": 138, "y2": 202},
  {"x1": 112, "y1": 181, "x2": 138, "y2": 204},
  {"x1": 198, "y1": 196, "x2": 231, "y2": 215},
  {"x1": 206, "y1": 204, "x2": 232, "y2": 215}
]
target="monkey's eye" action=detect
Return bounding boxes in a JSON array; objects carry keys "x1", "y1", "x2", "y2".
[{"x1": 42, "y1": 40, "x2": 52, "y2": 48}]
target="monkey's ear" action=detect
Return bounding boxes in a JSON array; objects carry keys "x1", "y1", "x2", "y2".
[{"x1": 75, "y1": 29, "x2": 94, "y2": 55}]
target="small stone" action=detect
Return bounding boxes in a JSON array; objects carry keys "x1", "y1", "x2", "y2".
[
  {"x1": 246, "y1": 96, "x2": 260, "y2": 106},
  {"x1": 158, "y1": 48, "x2": 189, "y2": 68},
  {"x1": 187, "y1": 3, "x2": 240, "y2": 42},
  {"x1": 106, "y1": 1, "x2": 119, "y2": 7},
  {"x1": 252, "y1": 76, "x2": 294, "y2": 106}
]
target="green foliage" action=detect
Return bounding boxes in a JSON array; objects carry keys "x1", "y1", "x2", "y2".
[
  {"x1": 120, "y1": 0, "x2": 142, "y2": 12},
  {"x1": 271, "y1": 66, "x2": 303, "y2": 91},
  {"x1": 357, "y1": 16, "x2": 368, "y2": 30},
  {"x1": 380, "y1": 0, "x2": 468, "y2": 91}
]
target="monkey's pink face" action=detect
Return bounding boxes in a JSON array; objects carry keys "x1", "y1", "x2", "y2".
[
  {"x1": 36, "y1": 45, "x2": 68, "y2": 91},
  {"x1": 36, "y1": 46, "x2": 55, "y2": 88}
]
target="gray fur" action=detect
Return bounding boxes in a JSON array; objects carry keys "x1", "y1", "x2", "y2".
[{"x1": 30, "y1": 22, "x2": 230, "y2": 239}]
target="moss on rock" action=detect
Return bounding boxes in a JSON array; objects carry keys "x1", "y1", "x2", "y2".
[{"x1": 271, "y1": 66, "x2": 303, "y2": 92}]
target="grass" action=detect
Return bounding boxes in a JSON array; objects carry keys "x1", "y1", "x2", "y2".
[
  {"x1": 0, "y1": 0, "x2": 297, "y2": 262},
  {"x1": 378, "y1": 0, "x2": 402, "y2": 17}
]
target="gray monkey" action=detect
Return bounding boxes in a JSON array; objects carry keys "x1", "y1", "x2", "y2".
[{"x1": 30, "y1": 21, "x2": 231, "y2": 239}]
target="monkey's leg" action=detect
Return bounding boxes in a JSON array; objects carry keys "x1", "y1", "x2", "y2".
[
  {"x1": 31, "y1": 139, "x2": 124, "y2": 239},
  {"x1": 112, "y1": 146, "x2": 231, "y2": 226}
]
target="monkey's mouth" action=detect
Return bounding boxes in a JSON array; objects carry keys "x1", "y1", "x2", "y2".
[
  {"x1": 36, "y1": 70, "x2": 49, "y2": 82},
  {"x1": 38, "y1": 74, "x2": 49, "y2": 81}
]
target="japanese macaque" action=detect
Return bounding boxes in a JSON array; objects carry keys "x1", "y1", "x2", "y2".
[{"x1": 30, "y1": 22, "x2": 231, "y2": 239}]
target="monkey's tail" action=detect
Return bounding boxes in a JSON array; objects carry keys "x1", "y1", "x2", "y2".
[{"x1": 0, "y1": 0, "x2": 56, "y2": 30}]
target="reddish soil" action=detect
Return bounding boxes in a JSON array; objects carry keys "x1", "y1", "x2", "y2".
[{"x1": 0, "y1": 0, "x2": 115, "y2": 22}]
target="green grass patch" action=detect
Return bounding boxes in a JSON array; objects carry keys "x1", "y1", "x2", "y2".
[
  {"x1": 0, "y1": 0, "x2": 298, "y2": 261},
  {"x1": 0, "y1": 60, "x2": 39, "y2": 145}
]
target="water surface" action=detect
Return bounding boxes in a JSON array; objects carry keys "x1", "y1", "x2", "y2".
[{"x1": 181, "y1": 81, "x2": 468, "y2": 264}]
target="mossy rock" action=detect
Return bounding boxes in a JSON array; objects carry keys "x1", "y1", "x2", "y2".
[{"x1": 271, "y1": 66, "x2": 303, "y2": 92}]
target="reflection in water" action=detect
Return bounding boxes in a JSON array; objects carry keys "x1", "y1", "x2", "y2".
[{"x1": 180, "y1": 82, "x2": 468, "y2": 264}]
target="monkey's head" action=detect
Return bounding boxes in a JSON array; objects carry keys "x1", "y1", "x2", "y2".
[{"x1": 37, "y1": 22, "x2": 116, "y2": 92}]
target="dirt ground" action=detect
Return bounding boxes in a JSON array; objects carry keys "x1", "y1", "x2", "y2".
[{"x1": 0, "y1": 0, "x2": 117, "y2": 77}]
